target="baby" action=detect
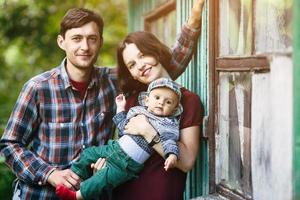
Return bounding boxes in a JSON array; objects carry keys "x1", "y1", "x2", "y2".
[{"x1": 56, "y1": 78, "x2": 183, "y2": 200}]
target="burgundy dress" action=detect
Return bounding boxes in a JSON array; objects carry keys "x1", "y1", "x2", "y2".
[{"x1": 112, "y1": 88, "x2": 204, "y2": 200}]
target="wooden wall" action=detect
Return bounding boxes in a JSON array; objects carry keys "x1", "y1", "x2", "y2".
[{"x1": 127, "y1": 0, "x2": 297, "y2": 199}]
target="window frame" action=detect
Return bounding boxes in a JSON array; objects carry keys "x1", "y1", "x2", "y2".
[
  {"x1": 143, "y1": 0, "x2": 176, "y2": 32},
  {"x1": 208, "y1": 0, "x2": 270, "y2": 199}
]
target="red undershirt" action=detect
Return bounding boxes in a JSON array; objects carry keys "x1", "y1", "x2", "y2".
[{"x1": 70, "y1": 79, "x2": 89, "y2": 98}]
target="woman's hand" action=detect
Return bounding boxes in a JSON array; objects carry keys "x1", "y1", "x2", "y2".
[
  {"x1": 124, "y1": 114, "x2": 165, "y2": 156},
  {"x1": 124, "y1": 114, "x2": 157, "y2": 143},
  {"x1": 188, "y1": 0, "x2": 205, "y2": 29},
  {"x1": 125, "y1": 117, "x2": 200, "y2": 173}
]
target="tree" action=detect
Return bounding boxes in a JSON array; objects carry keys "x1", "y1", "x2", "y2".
[
  {"x1": 0, "y1": 0, "x2": 127, "y2": 131},
  {"x1": 0, "y1": 0, "x2": 127, "y2": 198}
]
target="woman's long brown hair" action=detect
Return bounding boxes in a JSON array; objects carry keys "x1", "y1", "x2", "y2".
[{"x1": 117, "y1": 31, "x2": 173, "y2": 95}]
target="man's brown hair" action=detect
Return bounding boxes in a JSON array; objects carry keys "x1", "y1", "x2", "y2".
[{"x1": 60, "y1": 8, "x2": 104, "y2": 38}]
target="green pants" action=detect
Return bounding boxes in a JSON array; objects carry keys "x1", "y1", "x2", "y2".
[{"x1": 71, "y1": 140, "x2": 143, "y2": 200}]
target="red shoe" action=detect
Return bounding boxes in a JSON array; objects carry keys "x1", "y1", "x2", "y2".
[{"x1": 55, "y1": 184, "x2": 76, "y2": 200}]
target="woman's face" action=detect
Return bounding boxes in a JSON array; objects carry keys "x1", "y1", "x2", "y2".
[{"x1": 122, "y1": 43, "x2": 169, "y2": 84}]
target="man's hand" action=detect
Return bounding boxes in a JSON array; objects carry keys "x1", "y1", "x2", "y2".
[
  {"x1": 47, "y1": 169, "x2": 80, "y2": 190},
  {"x1": 164, "y1": 154, "x2": 178, "y2": 171}
]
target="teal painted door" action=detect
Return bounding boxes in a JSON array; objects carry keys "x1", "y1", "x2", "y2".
[{"x1": 175, "y1": 0, "x2": 209, "y2": 198}]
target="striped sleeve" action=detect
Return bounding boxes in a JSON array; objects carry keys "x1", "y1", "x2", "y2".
[
  {"x1": 169, "y1": 24, "x2": 201, "y2": 80},
  {"x1": 0, "y1": 80, "x2": 53, "y2": 185}
]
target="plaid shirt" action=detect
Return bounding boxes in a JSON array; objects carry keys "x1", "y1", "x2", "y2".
[{"x1": 0, "y1": 24, "x2": 200, "y2": 199}]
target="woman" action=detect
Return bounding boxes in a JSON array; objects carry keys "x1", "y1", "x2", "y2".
[{"x1": 111, "y1": 1, "x2": 205, "y2": 199}]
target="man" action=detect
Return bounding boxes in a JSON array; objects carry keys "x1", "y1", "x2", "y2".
[{"x1": 0, "y1": 6, "x2": 201, "y2": 199}]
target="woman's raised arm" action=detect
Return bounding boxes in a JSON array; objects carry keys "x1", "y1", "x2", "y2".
[{"x1": 169, "y1": 0, "x2": 205, "y2": 79}]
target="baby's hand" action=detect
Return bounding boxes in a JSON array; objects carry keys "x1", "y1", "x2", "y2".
[
  {"x1": 116, "y1": 94, "x2": 126, "y2": 112},
  {"x1": 116, "y1": 94, "x2": 125, "y2": 103},
  {"x1": 164, "y1": 154, "x2": 177, "y2": 171}
]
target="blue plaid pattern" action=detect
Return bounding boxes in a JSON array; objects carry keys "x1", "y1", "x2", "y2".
[{"x1": 147, "y1": 78, "x2": 182, "y2": 99}]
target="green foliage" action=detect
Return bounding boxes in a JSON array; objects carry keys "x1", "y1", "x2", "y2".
[
  {"x1": 0, "y1": 156, "x2": 15, "y2": 199},
  {"x1": 0, "y1": 0, "x2": 127, "y2": 131},
  {"x1": 0, "y1": 0, "x2": 127, "y2": 193}
]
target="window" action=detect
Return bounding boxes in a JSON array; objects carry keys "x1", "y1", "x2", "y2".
[
  {"x1": 144, "y1": 0, "x2": 176, "y2": 47},
  {"x1": 216, "y1": 72, "x2": 252, "y2": 198},
  {"x1": 208, "y1": 0, "x2": 292, "y2": 199}
]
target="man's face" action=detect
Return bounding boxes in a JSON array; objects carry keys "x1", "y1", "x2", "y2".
[{"x1": 57, "y1": 21, "x2": 102, "y2": 71}]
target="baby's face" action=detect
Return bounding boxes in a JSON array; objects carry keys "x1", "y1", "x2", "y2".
[{"x1": 145, "y1": 87, "x2": 179, "y2": 116}]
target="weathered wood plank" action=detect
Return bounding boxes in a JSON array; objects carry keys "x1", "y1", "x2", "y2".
[
  {"x1": 252, "y1": 56, "x2": 292, "y2": 200},
  {"x1": 191, "y1": 194, "x2": 227, "y2": 200},
  {"x1": 216, "y1": 73, "x2": 230, "y2": 185}
]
